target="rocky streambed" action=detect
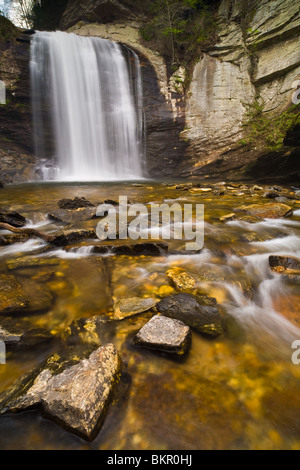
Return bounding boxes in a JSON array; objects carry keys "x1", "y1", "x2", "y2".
[{"x1": 0, "y1": 180, "x2": 300, "y2": 449}]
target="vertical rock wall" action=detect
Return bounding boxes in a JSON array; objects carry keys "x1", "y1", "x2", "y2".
[{"x1": 183, "y1": 0, "x2": 300, "y2": 173}]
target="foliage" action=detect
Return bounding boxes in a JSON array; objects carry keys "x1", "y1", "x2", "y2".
[
  {"x1": 140, "y1": 0, "x2": 217, "y2": 67},
  {"x1": 30, "y1": 0, "x2": 68, "y2": 30},
  {"x1": 241, "y1": 100, "x2": 300, "y2": 151},
  {"x1": 1, "y1": 0, "x2": 34, "y2": 28},
  {"x1": 0, "y1": 13, "x2": 18, "y2": 40},
  {"x1": 0, "y1": 0, "x2": 67, "y2": 29}
]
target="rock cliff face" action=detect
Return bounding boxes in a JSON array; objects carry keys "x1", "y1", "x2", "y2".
[
  {"x1": 0, "y1": 23, "x2": 36, "y2": 184},
  {"x1": 59, "y1": 0, "x2": 300, "y2": 181},
  {"x1": 183, "y1": 0, "x2": 300, "y2": 177},
  {"x1": 0, "y1": 0, "x2": 299, "y2": 183}
]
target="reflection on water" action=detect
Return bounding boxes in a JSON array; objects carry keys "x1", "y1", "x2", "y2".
[{"x1": 0, "y1": 182, "x2": 300, "y2": 450}]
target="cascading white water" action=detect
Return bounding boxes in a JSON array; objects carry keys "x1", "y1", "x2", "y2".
[{"x1": 30, "y1": 31, "x2": 145, "y2": 181}]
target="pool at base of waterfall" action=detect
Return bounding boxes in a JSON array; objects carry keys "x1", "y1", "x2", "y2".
[{"x1": 0, "y1": 180, "x2": 300, "y2": 450}]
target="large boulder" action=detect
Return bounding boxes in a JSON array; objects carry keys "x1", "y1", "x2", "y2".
[
  {"x1": 57, "y1": 197, "x2": 95, "y2": 210},
  {"x1": 0, "y1": 208, "x2": 27, "y2": 227},
  {"x1": 0, "y1": 344, "x2": 122, "y2": 440},
  {"x1": 157, "y1": 293, "x2": 223, "y2": 337}
]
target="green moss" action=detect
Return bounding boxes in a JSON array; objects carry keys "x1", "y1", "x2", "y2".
[
  {"x1": 140, "y1": 0, "x2": 217, "y2": 75},
  {"x1": 240, "y1": 100, "x2": 300, "y2": 151},
  {"x1": 0, "y1": 15, "x2": 18, "y2": 42},
  {"x1": 30, "y1": 0, "x2": 69, "y2": 31}
]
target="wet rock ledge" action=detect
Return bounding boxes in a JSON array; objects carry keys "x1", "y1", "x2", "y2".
[{"x1": 0, "y1": 344, "x2": 122, "y2": 441}]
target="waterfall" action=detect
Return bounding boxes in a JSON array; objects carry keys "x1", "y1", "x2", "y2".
[{"x1": 30, "y1": 31, "x2": 145, "y2": 181}]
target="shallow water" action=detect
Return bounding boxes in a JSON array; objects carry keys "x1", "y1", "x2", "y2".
[{"x1": 1, "y1": 181, "x2": 300, "y2": 450}]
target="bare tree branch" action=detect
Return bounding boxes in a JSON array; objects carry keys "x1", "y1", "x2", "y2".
[{"x1": 0, "y1": 222, "x2": 54, "y2": 243}]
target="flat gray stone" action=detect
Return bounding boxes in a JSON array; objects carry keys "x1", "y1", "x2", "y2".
[
  {"x1": 134, "y1": 314, "x2": 191, "y2": 355},
  {"x1": 0, "y1": 327, "x2": 22, "y2": 344}
]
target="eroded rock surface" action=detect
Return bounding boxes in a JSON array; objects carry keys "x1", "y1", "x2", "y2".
[{"x1": 0, "y1": 344, "x2": 122, "y2": 440}]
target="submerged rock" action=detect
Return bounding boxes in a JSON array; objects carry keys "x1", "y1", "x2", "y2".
[
  {"x1": 92, "y1": 242, "x2": 168, "y2": 256},
  {"x1": 51, "y1": 229, "x2": 96, "y2": 246},
  {"x1": 21, "y1": 279, "x2": 53, "y2": 314},
  {"x1": 0, "y1": 208, "x2": 27, "y2": 227},
  {"x1": 235, "y1": 203, "x2": 293, "y2": 219},
  {"x1": 220, "y1": 213, "x2": 236, "y2": 222},
  {"x1": 0, "y1": 274, "x2": 28, "y2": 315},
  {"x1": 269, "y1": 255, "x2": 300, "y2": 274},
  {"x1": 166, "y1": 267, "x2": 197, "y2": 291},
  {"x1": 157, "y1": 293, "x2": 223, "y2": 337},
  {"x1": 48, "y1": 207, "x2": 97, "y2": 224},
  {"x1": 57, "y1": 197, "x2": 95, "y2": 210},
  {"x1": 0, "y1": 233, "x2": 29, "y2": 245},
  {"x1": 134, "y1": 315, "x2": 191, "y2": 355},
  {"x1": 113, "y1": 297, "x2": 157, "y2": 320},
  {"x1": 0, "y1": 326, "x2": 23, "y2": 344},
  {"x1": 104, "y1": 199, "x2": 119, "y2": 206},
  {"x1": 269, "y1": 255, "x2": 300, "y2": 271},
  {"x1": 0, "y1": 344, "x2": 121, "y2": 441}
]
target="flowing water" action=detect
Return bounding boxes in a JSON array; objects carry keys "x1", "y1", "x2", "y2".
[
  {"x1": 1, "y1": 182, "x2": 300, "y2": 450},
  {"x1": 30, "y1": 32, "x2": 145, "y2": 181}
]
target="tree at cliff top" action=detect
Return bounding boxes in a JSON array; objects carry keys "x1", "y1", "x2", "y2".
[
  {"x1": 0, "y1": 0, "x2": 68, "y2": 29},
  {"x1": 140, "y1": 0, "x2": 217, "y2": 67},
  {"x1": 30, "y1": 0, "x2": 68, "y2": 30},
  {"x1": 0, "y1": 12, "x2": 18, "y2": 40},
  {"x1": 0, "y1": 0, "x2": 33, "y2": 27}
]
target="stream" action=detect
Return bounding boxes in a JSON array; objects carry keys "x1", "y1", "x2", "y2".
[{"x1": 1, "y1": 181, "x2": 300, "y2": 450}]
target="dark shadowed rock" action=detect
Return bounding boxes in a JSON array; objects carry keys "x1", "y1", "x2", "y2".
[
  {"x1": 269, "y1": 255, "x2": 300, "y2": 273},
  {"x1": 51, "y1": 229, "x2": 96, "y2": 246},
  {"x1": 157, "y1": 293, "x2": 223, "y2": 337},
  {"x1": 0, "y1": 208, "x2": 27, "y2": 227},
  {"x1": 0, "y1": 274, "x2": 28, "y2": 315},
  {"x1": 21, "y1": 279, "x2": 53, "y2": 313},
  {"x1": 92, "y1": 242, "x2": 168, "y2": 256},
  {"x1": 263, "y1": 191, "x2": 280, "y2": 199},
  {"x1": 104, "y1": 199, "x2": 119, "y2": 206},
  {"x1": 269, "y1": 255, "x2": 300, "y2": 282},
  {"x1": 57, "y1": 197, "x2": 95, "y2": 210},
  {"x1": 113, "y1": 297, "x2": 157, "y2": 320},
  {"x1": 0, "y1": 344, "x2": 121, "y2": 440},
  {"x1": 48, "y1": 207, "x2": 97, "y2": 224},
  {"x1": 0, "y1": 233, "x2": 29, "y2": 245},
  {"x1": 134, "y1": 314, "x2": 191, "y2": 355}
]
